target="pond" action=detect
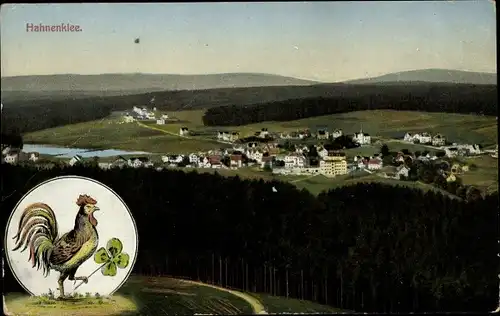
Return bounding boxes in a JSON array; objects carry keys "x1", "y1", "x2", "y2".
[{"x1": 22, "y1": 144, "x2": 152, "y2": 158}]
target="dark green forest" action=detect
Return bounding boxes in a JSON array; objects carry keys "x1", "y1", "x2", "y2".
[
  {"x1": 2, "y1": 164, "x2": 497, "y2": 313},
  {"x1": 202, "y1": 84, "x2": 498, "y2": 126},
  {"x1": 2, "y1": 83, "x2": 496, "y2": 134}
]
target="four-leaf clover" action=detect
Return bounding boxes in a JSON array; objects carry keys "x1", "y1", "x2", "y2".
[{"x1": 94, "y1": 238, "x2": 130, "y2": 276}]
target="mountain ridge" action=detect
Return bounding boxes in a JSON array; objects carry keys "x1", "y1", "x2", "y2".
[
  {"x1": 1, "y1": 69, "x2": 496, "y2": 96},
  {"x1": 345, "y1": 69, "x2": 496, "y2": 85},
  {"x1": 0, "y1": 73, "x2": 318, "y2": 93}
]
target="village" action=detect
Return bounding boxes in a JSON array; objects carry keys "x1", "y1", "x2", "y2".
[{"x1": 1, "y1": 105, "x2": 497, "y2": 193}]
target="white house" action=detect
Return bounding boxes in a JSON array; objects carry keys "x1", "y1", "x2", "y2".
[
  {"x1": 3, "y1": 151, "x2": 19, "y2": 164},
  {"x1": 170, "y1": 155, "x2": 184, "y2": 163},
  {"x1": 396, "y1": 165, "x2": 410, "y2": 179},
  {"x1": 188, "y1": 153, "x2": 199, "y2": 164},
  {"x1": 403, "y1": 133, "x2": 414, "y2": 142},
  {"x1": 317, "y1": 147, "x2": 329, "y2": 158},
  {"x1": 2, "y1": 146, "x2": 12, "y2": 155},
  {"x1": 246, "y1": 149, "x2": 263, "y2": 163},
  {"x1": 68, "y1": 155, "x2": 83, "y2": 166},
  {"x1": 217, "y1": 131, "x2": 229, "y2": 140},
  {"x1": 444, "y1": 147, "x2": 459, "y2": 158},
  {"x1": 98, "y1": 162, "x2": 112, "y2": 170},
  {"x1": 353, "y1": 130, "x2": 371, "y2": 145},
  {"x1": 331, "y1": 129, "x2": 343, "y2": 139},
  {"x1": 161, "y1": 155, "x2": 170, "y2": 163},
  {"x1": 156, "y1": 119, "x2": 165, "y2": 125},
  {"x1": 28, "y1": 152, "x2": 39, "y2": 162},
  {"x1": 296, "y1": 146, "x2": 309, "y2": 154},
  {"x1": 418, "y1": 133, "x2": 432, "y2": 144},
  {"x1": 179, "y1": 127, "x2": 189, "y2": 136},
  {"x1": 199, "y1": 157, "x2": 210, "y2": 168},
  {"x1": 284, "y1": 154, "x2": 306, "y2": 168},
  {"x1": 259, "y1": 128, "x2": 269, "y2": 138},
  {"x1": 127, "y1": 157, "x2": 152, "y2": 168},
  {"x1": 161, "y1": 114, "x2": 169, "y2": 120},
  {"x1": 432, "y1": 134, "x2": 446, "y2": 146}
]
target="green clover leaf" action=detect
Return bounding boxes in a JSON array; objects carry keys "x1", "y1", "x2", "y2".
[
  {"x1": 101, "y1": 261, "x2": 118, "y2": 276},
  {"x1": 94, "y1": 247, "x2": 111, "y2": 264},
  {"x1": 113, "y1": 253, "x2": 130, "y2": 269},
  {"x1": 76, "y1": 237, "x2": 131, "y2": 291},
  {"x1": 107, "y1": 238, "x2": 123, "y2": 257},
  {"x1": 92, "y1": 238, "x2": 130, "y2": 277}
]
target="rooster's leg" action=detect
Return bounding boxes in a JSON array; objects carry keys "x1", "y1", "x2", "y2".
[
  {"x1": 58, "y1": 272, "x2": 69, "y2": 297},
  {"x1": 71, "y1": 276, "x2": 89, "y2": 284},
  {"x1": 68, "y1": 269, "x2": 89, "y2": 285}
]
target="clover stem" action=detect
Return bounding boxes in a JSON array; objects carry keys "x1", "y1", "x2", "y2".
[{"x1": 73, "y1": 262, "x2": 108, "y2": 292}]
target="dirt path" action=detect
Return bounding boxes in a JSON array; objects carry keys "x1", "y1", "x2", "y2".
[
  {"x1": 289, "y1": 173, "x2": 321, "y2": 183},
  {"x1": 179, "y1": 279, "x2": 268, "y2": 314},
  {"x1": 136, "y1": 121, "x2": 233, "y2": 145}
]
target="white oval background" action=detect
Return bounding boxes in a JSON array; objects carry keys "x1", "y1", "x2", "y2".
[{"x1": 5, "y1": 176, "x2": 138, "y2": 297}]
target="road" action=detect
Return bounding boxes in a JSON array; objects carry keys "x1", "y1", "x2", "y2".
[
  {"x1": 136, "y1": 121, "x2": 234, "y2": 146},
  {"x1": 180, "y1": 279, "x2": 268, "y2": 314},
  {"x1": 289, "y1": 173, "x2": 321, "y2": 183}
]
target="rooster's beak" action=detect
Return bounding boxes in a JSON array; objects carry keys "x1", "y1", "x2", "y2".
[{"x1": 94, "y1": 206, "x2": 100, "y2": 212}]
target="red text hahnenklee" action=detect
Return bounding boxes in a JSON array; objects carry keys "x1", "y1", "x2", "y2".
[{"x1": 26, "y1": 23, "x2": 83, "y2": 32}]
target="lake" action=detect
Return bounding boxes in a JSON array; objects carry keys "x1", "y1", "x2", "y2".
[{"x1": 22, "y1": 144, "x2": 152, "y2": 158}]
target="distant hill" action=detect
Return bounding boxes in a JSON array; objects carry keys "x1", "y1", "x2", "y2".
[
  {"x1": 0, "y1": 73, "x2": 318, "y2": 95},
  {"x1": 345, "y1": 69, "x2": 497, "y2": 85}
]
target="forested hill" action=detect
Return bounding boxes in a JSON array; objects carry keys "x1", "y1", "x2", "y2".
[
  {"x1": 0, "y1": 73, "x2": 317, "y2": 94},
  {"x1": 2, "y1": 164, "x2": 497, "y2": 313},
  {"x1": 202, "y1": 84, "x2": 497, "y2": 126},
  {"x1": 1, "y1": 83, "x2": 497, "y2": 134}
]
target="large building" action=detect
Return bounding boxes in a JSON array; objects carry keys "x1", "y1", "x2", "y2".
[
  {"x1": 319, "y1": 152, "x2": 347, "y2": 177},
  {"x1": 353, "y1": 130, "x2": 371, "y2": 145}
]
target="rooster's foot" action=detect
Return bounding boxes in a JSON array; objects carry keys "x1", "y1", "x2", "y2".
[{"x1": 74, "y1": 276, "x2": 88, "y2": 284}]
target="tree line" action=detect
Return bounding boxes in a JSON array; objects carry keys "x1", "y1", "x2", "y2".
[
  {"x1": 202, "y1": 84, "x2": 497, "y2": 126},
  {"x1": 1, "y1": 164, "x2": 497, "y2": 313}
]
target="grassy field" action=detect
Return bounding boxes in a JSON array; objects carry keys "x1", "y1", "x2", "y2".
[
  {"x1": 25, "y1": 110, "x2": 497, "y2": 153},
  {"x1": 23, "y1": 118, "x2": 224, "y2": 154},
  {"x1": 459, "y1": 155, "x2": 499, "y2": 194},
  {"x1": 3, "y1": 293, "x2": 137, "y2": 316},
  {"x1": 157, "y1": 109, "x2": 497, "y2": 146},
  {"x1": 5, "y1": 276, "x2": 342, "y2": 315}
]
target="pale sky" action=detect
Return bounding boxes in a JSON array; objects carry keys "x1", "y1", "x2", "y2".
[{"x1": 0, "y1": 2, "x2": 497, "y2": 82}]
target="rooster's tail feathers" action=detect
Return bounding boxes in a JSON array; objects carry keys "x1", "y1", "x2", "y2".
[{"x1": 12, "y1": 203, "x2": 58, "y2": 276}]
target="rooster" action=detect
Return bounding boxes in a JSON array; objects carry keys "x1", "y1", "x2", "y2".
[{"x1": 12, "y1": 194, "x2": 100, "y2": 297}]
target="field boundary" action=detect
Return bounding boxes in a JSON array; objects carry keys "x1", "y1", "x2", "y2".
[{"x1": 176, "y1": 279, "x2": 268, "y2": 314}]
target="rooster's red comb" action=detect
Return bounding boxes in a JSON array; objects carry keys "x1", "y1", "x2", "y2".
[{"x1": 76, "y1": 194, "x2": 97, "y2": 206}]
